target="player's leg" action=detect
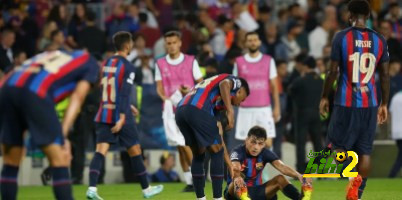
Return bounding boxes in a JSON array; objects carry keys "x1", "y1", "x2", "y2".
[
  {"x1": 178, "y1": 145, "x2": 194, "y2": 191},
  {"x1": 41, "y1": 143, "x2": 73, "y2": 200},
  {"x1": 265, "y1": 175, "x2": 301, "y2": 200},
  {"x1": 353, "y1": 106, "x2": 378, "y2": 200},
  {"x1": 389, "y1": 139, "x2": 402, "y2": 177},
  {"x1": 190, "y1": 146, "x2": 207, "y2": 199},
  {"x1": 0, "y1": 89, "x2": 25, "y2": 200},
  {"x1": 87, "y1": 122, "x2": 115, "y2": 200},
  {"x1": 0, "y1": 145, "x2": 24, "y2": 200},
  {"x1": 121, "y1": 122, "x2": 163, "y2": 198},
  {"x1": 89, "y1": 142, "x2": 110, "y2": 188},
  {"x1": 176, "y1": 106, "x2": 206, "y2": 199},
  {"x1": 208, "y1": 144, "x2": 224, "y2": 199},
  {"x1": 356, "y1": 155, "x2": 369, "y2": 200},
  {"x1": 23, "y1": 94, "x2": 74, "y2": 200}
]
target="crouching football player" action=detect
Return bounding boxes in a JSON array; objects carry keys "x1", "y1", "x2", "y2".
[{"x1": 224, "y1": 126, "x2": 313, "y2": 200}]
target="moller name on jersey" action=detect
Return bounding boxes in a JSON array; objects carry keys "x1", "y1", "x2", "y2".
[{"x1": 355, "y1": 40, "x2": 372, "y2": 48}]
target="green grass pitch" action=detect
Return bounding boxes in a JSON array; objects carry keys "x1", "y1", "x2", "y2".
[{"x1": 18, "y1": 179, "x2": 402, "y2": 200}]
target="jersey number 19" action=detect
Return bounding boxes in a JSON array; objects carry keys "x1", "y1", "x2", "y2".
[{"x1": 349, "y1": 52, "x2": 376, "y2": 84}]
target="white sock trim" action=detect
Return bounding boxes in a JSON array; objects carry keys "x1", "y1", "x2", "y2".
[{"x1": 88, "y1": 187, "x2": 97, "y2": 192}]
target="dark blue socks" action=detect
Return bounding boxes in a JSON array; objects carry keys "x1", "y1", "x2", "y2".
[
  {"x1": 191, "y1": 152, "x2": 206, "y2": 198},
  {"x1": 210, "y1": 149, "x2": 224, "y2": 198},
  {"x1": 130, "y1": 155, "x2": 149, "y2": 189},
  {"x1": 52, "y1": 167, "x2": 73, "y2": 200},
  {"x1": 89, "y1": 152, "x2": 105, "y2": 187},
  {"x1": 1, "y1": 165, "x2": 19, "y2": 200},
  {"x1": 358, "y1": 178, "x2": 368, "y2": 199}
]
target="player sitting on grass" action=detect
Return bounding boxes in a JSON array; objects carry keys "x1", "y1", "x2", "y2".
[{"x1": 224, "y1": 126, "x2": 313, "y2": 200}]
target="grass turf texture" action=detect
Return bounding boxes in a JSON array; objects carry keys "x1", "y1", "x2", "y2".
[{"x1": 18, "y1": 179, "x2": 402, "y2": 200}]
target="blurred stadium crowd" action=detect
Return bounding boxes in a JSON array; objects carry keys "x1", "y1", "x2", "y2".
[{"x1": 0, "y1": 0, "x2": 401, "y2": 184}]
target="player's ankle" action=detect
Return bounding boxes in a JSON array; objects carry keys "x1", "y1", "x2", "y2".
[
  {"x1": 142, "y1": 186, "x2": 151, "y2": 193},
  {"x1": 88, "y1": 186, "x2": 97, "y2": 192},
  {"x1": 197, "y1": 196, "x2": 206, "y2": 200}
]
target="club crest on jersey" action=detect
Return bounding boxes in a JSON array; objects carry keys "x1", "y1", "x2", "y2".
[{"x1": 256, "y1": 162, "x2": 264, "y2": 170}]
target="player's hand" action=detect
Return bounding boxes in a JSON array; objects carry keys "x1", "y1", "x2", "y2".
[
  {"x1": 131, "y1": 105, "x2": 139, "y2": 116},
  {"x1": 303, "y1": 177, "x2": 313, "y2": 186},
  {"x1": 377, "y1": 104, "x2": 388, "y2": 124},
  {"x1": 319, "y1": 98, "x2": 329, "y2": 117},
  {"x1": 273, "y1": 106, "x2": 281, "y2": 123},
  {"x1": 234, "y1": 176, "x2": 246, "y2": 188},
  {"x1": 179, "y1": 85, "x2": 190, "y2": 95},
  {"x1": 226, "y1": 108, "x2": 235, "y2": 131},
  {"x1": 111, "y1": 118, "x2": 125, "y2": 134}
]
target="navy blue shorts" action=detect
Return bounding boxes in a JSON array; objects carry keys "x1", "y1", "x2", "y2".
[
  {"x1": 224, "y1": 182, "x2": 271, "y2": 200},
  {"x1": 328, "y1": 105, "x2": 378, "y2": 155},
  {"x1": 0, "y1": 86, "x2": 63, "y2": 147},
  {"x1": 175, "y1": 105, "x2": 220, "y2": 148},
  {"x1": 95, "y1": 122, "x2": 139, "y2": 148}
]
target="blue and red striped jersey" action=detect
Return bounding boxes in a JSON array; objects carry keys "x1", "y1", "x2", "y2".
[
  {"x1": 0, "y1": 50, "x2": 99, "y2": 102},
  {"x1": 228, "y1": 144, "x2": 279, "y2": 187},
  {"x1": 178, "y1": 74, "x2": 242, "y2": 116},
  {"x1": 331, "y1": 27, "x2": 389, "y2": 108},
  {"x1": 94, "y1": 55, "x2": 135, "y2": 124}
]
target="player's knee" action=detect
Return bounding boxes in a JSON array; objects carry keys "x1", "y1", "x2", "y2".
[
  {"x1": 127, "y1": 144, "x2": 141, "y2": 157},
  {"x1": 274, "y1": 175, "x2": 289, "y2": 188},
  {"x1": 96, "y1": 143, "x2": 110, "y2": 155},
  {"x1": 48, "y1": 153, "x2": 70, "y2": 167}
]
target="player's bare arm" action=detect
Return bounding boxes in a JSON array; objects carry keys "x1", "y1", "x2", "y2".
[
  {"x1": 320, "y1": 60, "x2": 339, "y2": 116},
  {"x1": 271, "y1": 159, "x2": 304, "y2": 183},
  {"x1": 270, "y1": 77, "x2": 281, "y2": 122},
  {"x1": 111, "y1": 113, "x2": 126, "y2": 133},
  {"x1": 219, "y1": 79, "x2": 235, "y2": 130},
  {"x1": 156, "y1": 80, "x2": 169, "y2": 101},
  {"x1": 62, "y1": 80, "x2": 91, "y2": 137},
  {"x1": 378, "y1": 61, "x2": 390, "y2": 124}
]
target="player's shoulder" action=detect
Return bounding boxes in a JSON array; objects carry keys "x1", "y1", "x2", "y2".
[
  {"x1": 231, "y1": 144, "x2": 246, "y2": 159},
  {"x1": 366, "y1": 28, "x2": 387, "y2": 42},
  {"x1": 260, "y1": 148, "x2": 279, "y2": 160},
  {"x1": 333, "y1": 27, "x2": 353, "y2": 40}
]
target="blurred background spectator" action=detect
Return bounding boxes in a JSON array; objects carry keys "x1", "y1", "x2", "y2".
[{"x1": 151, "y1": 152, "x2": 180, "y2": 183}]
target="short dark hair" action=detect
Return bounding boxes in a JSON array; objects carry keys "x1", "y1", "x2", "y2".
[
  {"x1": 217, "y1": 14, "x2": 230, "y2": 26},
  {"x1": 1, "y1": 29, "x2": 14, "y2": 37},
  {"x1": 259, "y1": 6, "x2": 271, "y2": 14},
  {"x1": 239, "y1": 77, "x2": 250, "y2": 96},
  {"x1": 303, "y1": 56, "x2": 316, "y2": 69},
  {"x1": 139, "y1": 12, "x2": 148, "y2": 23},
  {"x1": 295, "y1": 52, "x2": 307, "y2": 63},
  {"x1": 86, "y1": 10, "x2": 96, "y2": 22},
  {"x1": 247, "y1": 126, "x2": 267, "y2": 140},
  {"x1": 50, "y1": 30, "x2": 62, "y2": 40},
  {"x1": 244, "y1": 31, "x2": 259, "y2": 40},
  {"x1": 275, "y1": 59, "x2": 287, "y2": 67},
  {"x1": 112, "y1": 31, "x2": 132, "y2": 51},
  {"x1": 348, "y1": 0, "x2": 371, "y2": 17},
  {"x1": 164, "y1": 30, "x2": 182, "y2": 39},
  {"x1": 389, "y1": 2, "x2": 399, "y2": 9}
]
